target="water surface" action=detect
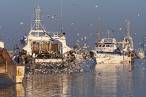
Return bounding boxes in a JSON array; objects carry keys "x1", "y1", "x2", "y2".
[{"x1": 0, "y1": 60, "x2": 146, "y2": 97}]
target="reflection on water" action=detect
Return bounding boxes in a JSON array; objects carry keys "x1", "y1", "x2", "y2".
[
  {"x1": 95, "y1": 64, "x2": 133, "y2": 97},
  {"x1": 0, "y1": 61, "x2": 146, "y2": 97},
  {"x1": 25, "y1": 73, "x2": 95, "y2": 97},
  {"x1": 16, "y1": 84, "x2": 24, "y2": 97},
  {"x1": 25, "y1": 74, "x2": 70, "y2": 97},
  {"x1": 0, "y1": 84, "x2": 24, "y2": 97},
  {"x1": 0, "y1": 86, "x2": 16, "y2": 97}
]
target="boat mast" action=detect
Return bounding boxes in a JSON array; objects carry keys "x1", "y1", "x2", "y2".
[
  {"x1": 126, "y1": 20, "x2": 134, "y2": 51},
  {"x1": 144, "y1": 36, "x2": 146, "y2": 54},
  {"x1": 107, "y1": 30, "x2": 110, "y2": 38},
  {"x1": 34, "y1": 4, "x2": 42, "y2": 30},
  {"x1": 30, "y1": 1, "x2": 47, "y2": 36}
]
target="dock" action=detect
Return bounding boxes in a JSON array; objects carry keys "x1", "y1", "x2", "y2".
[{"x1": 0, "y1": 48, "x2": 16, "y2": 85}]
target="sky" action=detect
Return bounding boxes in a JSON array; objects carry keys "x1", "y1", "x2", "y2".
[{"x1": 0, "y1": 0, "x2": 146, "y2": 50}]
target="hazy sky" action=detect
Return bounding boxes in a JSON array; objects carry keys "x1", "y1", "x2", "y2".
[{"x1": 0, "y1": 0, "x2": 146, "y2": 49}]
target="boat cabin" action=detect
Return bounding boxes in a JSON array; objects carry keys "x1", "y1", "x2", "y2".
[{"x1": 96, "y1": 38, "x2": 118, "y2": 53}]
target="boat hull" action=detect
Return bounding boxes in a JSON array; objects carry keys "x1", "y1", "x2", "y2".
[{"x1": 95, "y1": 53, "x2": 132, "y2": 64}]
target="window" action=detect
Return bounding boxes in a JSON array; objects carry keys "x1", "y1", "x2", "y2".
[
  {"x1": 102, "y1": 45, "x2": 105, "y2": 47},
  {"x1": 31, "y1": 32, "x2": 46, "y2": 36},
  {"x1": 106, "y1": 45, "x2": 110, "y2": 47}
]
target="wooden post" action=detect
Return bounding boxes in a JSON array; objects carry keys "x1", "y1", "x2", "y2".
[
  {"x1": 16, "y1": 65, "x2": 25, "y2": 83},
  {"x1": 5, "y1": 61, "x2": 8, "y2": 73}
]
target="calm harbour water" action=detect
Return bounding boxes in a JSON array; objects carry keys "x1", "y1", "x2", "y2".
[
  {"x1": 0, "y1": 60, "x2": 146, "y2": 97},
  {"x1": 0, "y1": 0, "x2": 146, "y2": 96}
]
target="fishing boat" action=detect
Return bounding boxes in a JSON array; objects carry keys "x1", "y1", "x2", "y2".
[
  {"x1": 94, "y1": 21, "x2": 134, "y2": 64},
  {"x1": 20, "y1": 6, "x2": 72, "y2": 64},
  {"x1": 136, "y1": 48, "x2": 145, "y2": 59},
  {"x1": 94, "y1": 38, "x2": 133, "y2": 64}
]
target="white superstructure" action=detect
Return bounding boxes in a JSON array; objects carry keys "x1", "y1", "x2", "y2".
[
  {"x1": 0, "y1": 41, "x2": 4, "y2": 48},
  {"x1": 136, "y1": 48, "x2": 145, "y2": 59},
  {"x1": 51, "y1": 33, "x2": 72, "y2": 54},
  {"x1": 95, "y1": 38, "x2": 118, "y2": 53}
]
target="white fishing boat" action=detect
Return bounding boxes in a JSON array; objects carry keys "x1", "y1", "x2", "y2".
[
  {"x1": 94, "y1": 21, "x2": 134, "y2": 64},
  {"x1": 136, "y1": 48, "x2": 145, "y2": 59},
  {"x1": 20, "y1": 6, "x2": 72, "y2": 64},
  {"x1": 94, "y1": 38, "x2": 132, "y2": 64}
]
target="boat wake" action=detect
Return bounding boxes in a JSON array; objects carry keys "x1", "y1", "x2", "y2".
[{"x1": 25, "y1": 58, "x2": 96, "y2": 75}]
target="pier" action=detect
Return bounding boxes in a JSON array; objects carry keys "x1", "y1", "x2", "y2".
[{"x1": 0, "y1": 48, "x2": 16, "y2": 85}]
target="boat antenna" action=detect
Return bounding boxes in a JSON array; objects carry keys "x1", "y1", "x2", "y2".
[
  {"x1": 127, "y1": 20, "x2": 131, "y2": 38},
  {"x1": 107, "y1": 30, "x2": 110, "y2": 38},
  {"x1": 96, "y1": 17, "x2": 101, "y2": 42},
  {"x1": 60, "y1": 0, "x2": 63, "y2": 33}
]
